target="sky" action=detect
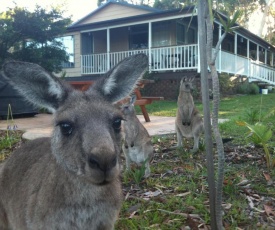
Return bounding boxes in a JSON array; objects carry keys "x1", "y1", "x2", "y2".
[{"x1": 0, "y1": 0, "x2": 98, "y2": 22}]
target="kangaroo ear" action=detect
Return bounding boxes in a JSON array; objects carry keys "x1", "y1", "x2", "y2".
[
  {"x1": 1, "y1": 61, "x2": 70, "y2": 113},
  {"x1": 91, "y1": 54, "x2": 148, "y2": 103}
]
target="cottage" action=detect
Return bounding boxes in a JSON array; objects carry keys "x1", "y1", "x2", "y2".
[{"x1": 60, "y1": 0, "x2": 275, "y2": 99}]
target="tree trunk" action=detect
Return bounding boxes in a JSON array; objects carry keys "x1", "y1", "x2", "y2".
[
  {"x1": 205, "y1": 2, "x2": 226, "y2": 229},
  {"x1": 209, "y1": 64, "x2": 225, "y2": 230},
  {"x1": 197, "y1": 1, "x2": 217, "y2": 229},
  {"x1": 257, "y1": 0, "x2": 273, "y2": 37}
]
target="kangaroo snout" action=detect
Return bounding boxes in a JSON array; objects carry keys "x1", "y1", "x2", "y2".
[
  {"x1": 88, "y1": 154, "x2": 117, "y2": 172},
  {"x1": 86, "y1": 145, "x2": 120, "y2": 184}
]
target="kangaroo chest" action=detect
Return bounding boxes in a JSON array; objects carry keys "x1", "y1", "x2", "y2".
[
  {"x1": 37, "y1": 205, "x2": 116, "y2": 230},
  {"x1": 178, "y1": 92, "x2": 194, "y2": 105}
]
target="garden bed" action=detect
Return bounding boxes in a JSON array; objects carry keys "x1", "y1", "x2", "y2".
[{"x1": 116, "y1": 135, "x2": 275, "y2": 229}]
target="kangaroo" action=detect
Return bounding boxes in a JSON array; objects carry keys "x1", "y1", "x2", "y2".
[
  {"x1": 175, "y1": 77, "x2": 204, "y2": 152},
  {"x1": 0, "y1": 54, "x2": 148, "y2": 230},
  {"x1": 121, "y1": 95, "x2": 154, "y2": 178}
]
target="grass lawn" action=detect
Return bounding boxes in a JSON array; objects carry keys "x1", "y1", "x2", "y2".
[
  {"x1": 122, "y1": 93, "x2": 275, "y2": 229},
  {"x1": 116, "y1": 133, "x2": 275, "y2": 229},
  {"x1": 135, "y1": 93, "x2": 275, "y2": 120},
  {"x1": 1, "y1": 93, "x2": 275, "y2": 229},
  {"x1": 136, "y1": 93, "x2": 275, "y2": 144}
]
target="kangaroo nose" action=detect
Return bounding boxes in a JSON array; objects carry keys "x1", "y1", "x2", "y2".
[
  {"x1": 88, "y1": 155, "x2": 100, "y2": 169},
  {"x1": 88, "y1": 154, "x2": 117, "y2": 172}
]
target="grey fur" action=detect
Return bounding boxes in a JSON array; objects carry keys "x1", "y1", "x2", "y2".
[
  {"x1": 0, "y1": 54, "x2": 148, "y2": 230},
  {"x1": 121, "y1": 95, "x2": 154, "y2": 178},
  {"x1": 175, "y1": 77, "x2": 204, "y2": 152}
]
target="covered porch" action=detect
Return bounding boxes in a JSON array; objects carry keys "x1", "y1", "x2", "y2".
[
  {"x1": 79, "y1": 15, "x2": 199, "y2": 74},
  {"x1": 73, "y1": 13, "x2": 275, "y2": 85},
  {"x1": 81, "y1": 44, "x2": 198, "y2": 74},
  {"x1": 81, "y1": 45, "x2": 275, "y2": 85}
]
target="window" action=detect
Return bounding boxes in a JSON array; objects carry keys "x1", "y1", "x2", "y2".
[
  {"x1": 59, "y1": 36, "x2": 75, "y2": 68},
  {"x1": 237, "y1": 36, "x2": 247, "y2": 57},
  {"x1": 81, "y1": 33, "x2": 93, "y2": 55},
  {"x1": 129, "y1": 24, "x2": 148, "y2": 50},
  {"x1": 152, "y1": 21, "x2": 171, "y2": 47},
  {"x1": 267, "y1": 50, "x2": 271, "y2": 66},
  {"x1": 221, "y1": 32, "x2": 234, "y2": 53},
  {"x1": 259, "y1": 46, "x2": 265, "y2": 63},
  {"x1": 249, "y1": 42, "x2": 257, "y2": 61},
  {"x1": 176, "y1": 23, "x2": 185, "y2": 45},
  {"x1": 187, "y1": 27, "x2": 196, "y2": 44}
]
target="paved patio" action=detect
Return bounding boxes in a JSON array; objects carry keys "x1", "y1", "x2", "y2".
[
  {"x1": 0, "y1": 113, "x2": 229, "y2": 140},
  {"x1": 0, "y1": 114, "x2": 176, "y2": 140}
]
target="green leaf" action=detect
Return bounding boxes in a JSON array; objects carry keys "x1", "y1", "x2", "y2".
[
  {"x1": 207, "y1": 0, "x2": 214, "y2": 24},
  {"x1": 217, "y1": 10, "x2": 242, "y2": 33},
  {"x1": 244, "y1": 122, "x2": 272, "y2": 144}
]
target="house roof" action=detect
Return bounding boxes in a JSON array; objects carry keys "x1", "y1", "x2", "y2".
[
  {"x1": 70, "y1": 0, "x2": 161, "y2": 27},
  {"x1": 68, "y1": 6, "x2": 194, "y2": 31},
  {"x1": 67, "y1": 3, "x2": 275, "y2": 53}
]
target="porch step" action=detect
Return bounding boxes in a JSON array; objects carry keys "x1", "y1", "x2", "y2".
[{"x1": 248, "y1": 78, "x2": 275, "y2": 86}]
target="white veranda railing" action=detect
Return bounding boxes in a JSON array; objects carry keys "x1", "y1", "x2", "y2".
[{"x1": 80, "y1": 45, "x2": 275, "y2": 85}]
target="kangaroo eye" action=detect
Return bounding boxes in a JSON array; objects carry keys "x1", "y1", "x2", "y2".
[
  {"x1": 113, "y1": 118, "x2": 122, "y2": 133},
  {"x1": 59, "y1": 122, "x2": 73, "y2": 136}
]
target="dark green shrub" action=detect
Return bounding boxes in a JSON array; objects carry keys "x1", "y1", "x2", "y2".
[
  {"x1": 236, "y1": 82, "x2": 259, "y2": 95},
  {"x1": 219, "y1": 73, "x2": 235, "y2": 95},
  {"x1": 249, "y1": 83, "x2": 260, "y2": 94},
  {"x1": 236, "y1": 82, "x2": 248, "y2": 94}
]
